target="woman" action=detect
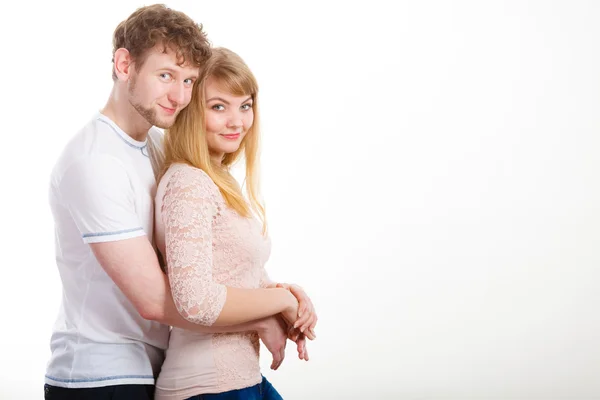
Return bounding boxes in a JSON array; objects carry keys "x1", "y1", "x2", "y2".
[{"x1": 153, "y1": 48, "x2": 317, "y2": 399}]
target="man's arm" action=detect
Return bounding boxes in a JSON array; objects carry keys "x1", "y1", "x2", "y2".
[
  {"x1": 156, "y1": 165, "x2": 299, "y2": 327},
  {"x1": 91, "y1": 237, "x2": 292, "y2": 367},
  {"x1": 90, "y1": 236, "x2": 289, "y2": 332},
  {"x1": 91, "y1": 237, "x2": 293, "y2": 366},
  {"x1": 60, "y1": 154, "x2": 296, "y2": 330}
]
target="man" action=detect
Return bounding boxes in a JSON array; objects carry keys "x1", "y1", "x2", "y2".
[{"x1": 44, "y1": 5, "x2": 311, "y2": 399}]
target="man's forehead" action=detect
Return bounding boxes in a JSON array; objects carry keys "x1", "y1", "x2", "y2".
[{"x1": 145, "y1": 46, "x2": 200, "y2": 73}]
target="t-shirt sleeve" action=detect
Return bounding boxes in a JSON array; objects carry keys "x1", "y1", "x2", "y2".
[{"x1": 58, "y1": 154, "x2": 146, "y2": 244}]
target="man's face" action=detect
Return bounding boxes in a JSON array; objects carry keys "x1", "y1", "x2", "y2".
[{"x1": 128, "y1": 46, "x2": 199, "y2": 129}]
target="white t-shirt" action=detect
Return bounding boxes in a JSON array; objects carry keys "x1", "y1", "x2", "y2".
[{"x1": 44, "y1": 112, "x2": 169, "y2": 388}]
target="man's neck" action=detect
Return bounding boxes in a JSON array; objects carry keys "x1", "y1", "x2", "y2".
[{"x1": 101, "y1": 87, "x2": 151, "y2": 142}]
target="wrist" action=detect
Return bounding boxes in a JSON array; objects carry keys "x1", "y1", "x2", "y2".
[
  {"x1": 282, "y1": 289, "x2": 298, "y2": 313},
  {"x1": 254, "y1": 317, "x2": 270, "y2": 333}
]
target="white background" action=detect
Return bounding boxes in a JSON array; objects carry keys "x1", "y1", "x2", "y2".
[{"x1": 1, "y1": 0, "x2": 600, "y2": 399}]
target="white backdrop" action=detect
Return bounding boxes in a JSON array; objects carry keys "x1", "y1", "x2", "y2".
[{"x1": 1, "y1": 0, "x2": 600, "y2": 399}]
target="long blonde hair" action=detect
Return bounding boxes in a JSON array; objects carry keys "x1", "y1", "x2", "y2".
[{"x1": 162, "y1": 47, "x2": 266, "y2": 232}]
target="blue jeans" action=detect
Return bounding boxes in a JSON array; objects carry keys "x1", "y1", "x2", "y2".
[{"x1": 185, "y1": 376, "x2": 283, "y2": 400}]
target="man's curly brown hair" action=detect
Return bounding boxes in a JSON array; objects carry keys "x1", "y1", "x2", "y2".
[{"x1": 112, "y1": 4, "x2": 211, "y2": 80}]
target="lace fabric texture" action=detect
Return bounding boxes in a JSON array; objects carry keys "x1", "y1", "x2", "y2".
[
  {"x1": 159, "y1": 163, "x2": 272, "y2": 393},
  {"x1": 161, "y1": 165, "x2": 228, "y2": 326}
]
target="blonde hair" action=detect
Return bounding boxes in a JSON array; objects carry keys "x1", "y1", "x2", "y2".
[{"x1": 162, "y1": 47, "x2": 266, "y2": 232}]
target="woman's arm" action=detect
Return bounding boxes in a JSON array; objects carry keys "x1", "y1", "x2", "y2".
[
  {"x1": 90, "y1": 235, "x2": 291, "y2": 332},
  {"x1": 162, "y1": 167, "x2": 298, "y2": 327}
]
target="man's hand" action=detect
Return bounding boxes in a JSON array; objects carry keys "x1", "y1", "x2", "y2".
[
  {"x1": 276, "y1": 283, "x2": 317, "y2": 340},
  {"x1": 288, "y1": 329, "x2": 309, "y2": 361},
  {"x1": 256, "y1": 315, "x2": 289, "y2": 370}
]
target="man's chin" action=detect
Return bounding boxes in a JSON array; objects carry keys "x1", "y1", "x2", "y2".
[{"x1": 152, "y1": 115, "x2": 177, "y2": 129}]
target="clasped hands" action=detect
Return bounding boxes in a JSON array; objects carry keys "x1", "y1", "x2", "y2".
[{"x1": 257, "y1": 283, "x2": 317, "y2": 370}]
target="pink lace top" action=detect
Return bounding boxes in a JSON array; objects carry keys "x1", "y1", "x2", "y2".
[{"x1": 154, "y1": 163, "x2": 272, "y2": 399}]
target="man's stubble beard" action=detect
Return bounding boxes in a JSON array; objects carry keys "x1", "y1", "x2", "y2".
[{"x1": 128, "y1": 75, "x2": 176, "y2": 129}]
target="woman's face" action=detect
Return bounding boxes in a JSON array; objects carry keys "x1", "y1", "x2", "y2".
[{"x1": 204, "y1": 77, "x2": 254, "y2": 163}]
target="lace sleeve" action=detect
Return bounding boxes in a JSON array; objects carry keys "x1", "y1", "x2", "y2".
[{"x1": 161, "y1": 166, "x2": 228, "y2": 326}]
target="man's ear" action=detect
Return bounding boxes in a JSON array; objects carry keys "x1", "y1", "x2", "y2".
[{"x1": 113, "y1": 48, "x2": 133, "y2": 81}]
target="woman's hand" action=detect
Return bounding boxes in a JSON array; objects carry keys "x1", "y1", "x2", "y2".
[
  {"x1": 280, "y1": 289, "x2": 299, "y2": 327},
  {"x1": 277, "y1": 283, "x2": 317, "y2": 340}
]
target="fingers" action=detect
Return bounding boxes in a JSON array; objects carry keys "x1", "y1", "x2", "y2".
[
  {"x1": 270, "y1": 351, "x2": 281, "y2": 370},
  {"x1": 296, "y1": 335, "x2": 309, "y2": 361},
  {"x1": 289, "y1": 327, "x2": 314, "y2": 343},
  {"x1": 303, "y1": 303, "x2": 317, "y2": 338},
  {"x1": 271, "y1": 345, "x2": 286, "y2": 370},
  {"x1": 279, "y1": 347, "x2": 285, "y2": 369},
  {"x1": 286, "y1": 330, "x2": 310, "y2": 361},
  {"x1": 289, "y1": 284, "x2": 305, "y2": 297},
  {"x1": 294, "y1": 297, "x2": 317, "y2": 334},
  {"x1": 301, "y1": 341, "x2": 309, "y2": 361},
  {"x1": 289, "y1": 285, "x2": 308, "y2": 305},
  {"x1": 307, "y1": 313, "x2": 318, "y2": 339},
  {"x1": 272, "y1": 353, "x2": 281, "y2": 370},
  {"x1": 297, "y1": 299, "x2": 309, "y2": 319},
  {"x1": 284, "y1": 287, "x2": 318, "y2": 341},
  {"x1": 296, "y1": 334, "x2": 302, "y2": 356},
  {"x1": 293, "y1": 307, "x2": 317, "y2": 340},
  {"x1": 301, "y1": 318, "x2": 315, "y2": 339},
  {"x1": 293, "y1": 311, "x2": 310, "y2": 330},
  {"x1": 298, "y1": 310, "x2": 317, "y2": 337},
  {"x1": 288, "y1": 326, "x2": 300, "y2": 342},
  {"x1": 294, "y1": 299, "x2": 313, "y2": 328}
]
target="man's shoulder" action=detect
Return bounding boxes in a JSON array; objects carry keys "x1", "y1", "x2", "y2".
[
  {"x1": 50, "y1": 115, "x2": 101, "y2": 176},
  {"x1": 57, "y1": 114, "x2": 112, "y2": 155}
]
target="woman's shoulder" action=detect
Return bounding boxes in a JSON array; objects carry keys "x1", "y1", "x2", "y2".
[{"x1": 161, "y1": 163, "x2": 220, "y2": 198}]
